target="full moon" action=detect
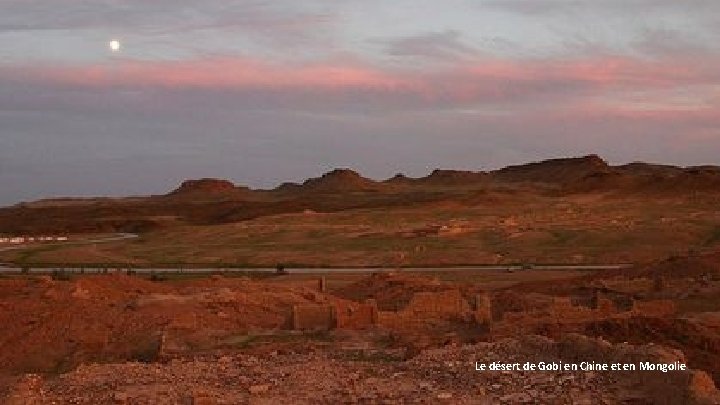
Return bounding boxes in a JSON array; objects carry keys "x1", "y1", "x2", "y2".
[{"x1": 109, "y1": 40, "x2": 121, "y2": 52}]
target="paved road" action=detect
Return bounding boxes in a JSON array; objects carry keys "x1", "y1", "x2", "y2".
[{"x1": 0, "y1": 264, "x2": 632, "y2": 274}]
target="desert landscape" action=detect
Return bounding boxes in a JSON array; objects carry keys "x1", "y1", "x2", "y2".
[
  {"x1": 1, "y1": 156, "x2": 720, "y2": 403},
  {"x1": 3, "y1": 1, "x2": 720, "y2": 402},
  {"x1": 2, "y1": 155, "x2": 720, "y2": 268}
]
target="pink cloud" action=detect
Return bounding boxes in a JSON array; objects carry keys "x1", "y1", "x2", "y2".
[
  {"x1": 15, "y1": 58, "x2": 409, "y2": 91},
  {"x1": 458, "y1": 55, "x2": 718, "y2": 91},
  {"x1": 4, "y1": 53, "x2": 719, "y2": 111}
]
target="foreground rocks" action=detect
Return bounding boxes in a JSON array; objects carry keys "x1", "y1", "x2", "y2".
[
  {"x1": 5, "y1": 334, "x2": 718, "y2": 404},
  {"x1": 2, "y1": 265, "x2": 720, "y2": 404}
]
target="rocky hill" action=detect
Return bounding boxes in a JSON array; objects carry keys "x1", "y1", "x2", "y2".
[
  {"x1": 297, "y1": 168, "x2": 381, "y2": 192},
  {"x1": 493, "y1": 155, "x2": 612, "y2": 184},
  {"x1": 167, "y1": 178, "x2": 249, "y2": 197}
]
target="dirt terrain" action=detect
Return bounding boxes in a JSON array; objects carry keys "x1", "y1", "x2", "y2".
[
  {"x1": 1, "y1": 248, "x2": 720, "y2": 403},
  {"x1": 6, "y1": 335, "x2": 716, "y2": 404}
]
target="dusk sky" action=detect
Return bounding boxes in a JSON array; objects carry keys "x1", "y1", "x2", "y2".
[{"x1": 1, "y1": 0, "x2": 719, "y2": 205}]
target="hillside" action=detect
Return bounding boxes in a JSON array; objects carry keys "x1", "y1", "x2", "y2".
[
  {"x1": 1, "y1": 155, "x2": 719, "y2": 267},
  {"x1": 2, "y1": 155, "x2": 719, "y2": 234}
]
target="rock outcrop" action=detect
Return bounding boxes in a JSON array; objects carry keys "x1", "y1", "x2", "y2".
[
  {"x1": 168, "y1": 178, "x2": 244, "y2": 196},
  {"x1": 300, "y1": 168, "x2": 380, "y2": 192}
]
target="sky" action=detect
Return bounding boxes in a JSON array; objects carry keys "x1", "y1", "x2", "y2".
[{"x1": 1, "y1": 0, "x2": 719, "y2": 205}]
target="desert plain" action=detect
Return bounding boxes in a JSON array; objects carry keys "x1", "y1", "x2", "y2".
[{"x1": 1, "y1": 155, "x2": 720, "y2": 404}]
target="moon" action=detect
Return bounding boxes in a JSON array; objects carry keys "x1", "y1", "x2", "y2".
[{"x1": 109, "y1": 40, "x2": 121, "y2": 52}]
